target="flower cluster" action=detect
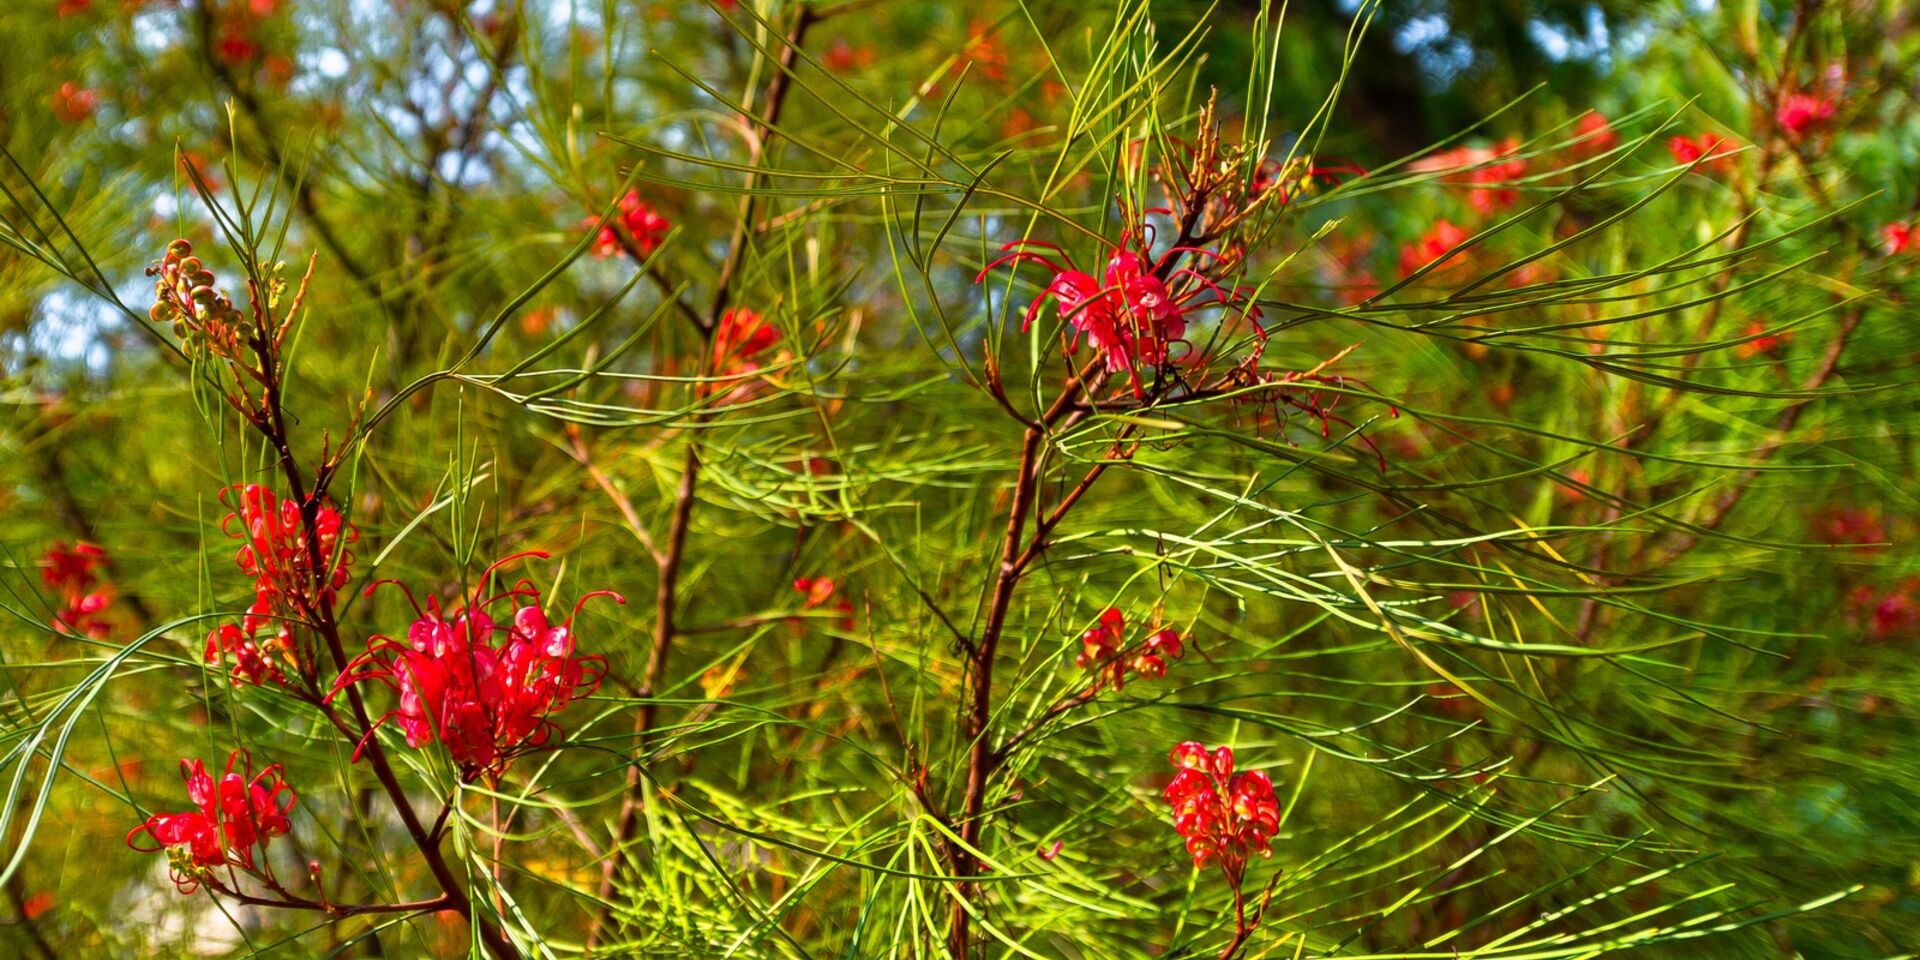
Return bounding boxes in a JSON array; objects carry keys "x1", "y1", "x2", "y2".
[
  {"x1": 979, "y1": 234, "x2": 1258, "y2": 397},
  {"x1": 588, "y1": 189, "x2": 672, "y2": 259},
  {"x1": 1849, "y1": 580, "x2": 1920, "y2": 642},
  {"x1": 1163, "y1": 742, "x2": 1279, "y2": 875},
  {"x1": 707, "y1": 307, "x2": 783, "y2": 401},
  {"x1": 126, "y1": 751, "x2": 296, "y2": 895},
  {"x1": 1775, "y1": 92, "x2": 1836, "y2": 140},
  {"x1": 1413, "y1": 138, "x2": 1527, "y2": 214},
  {"x1": 333, "y1": 553, "x2": 619, "y2": 782},
  {"x1": 147, "y1": 239, "x2": 249, "y2": 358},
  {"x1": 40, "y1": 540, "x2": 113, "y2": 638},
  {"x1": 1569, "y1": 111, "x2": 1619, "y2": 159},
  {"x1": 1073, "y1": 608, "x2": 1185, "y2": 690},
  {"x1": 205, "y1": 484, "x2": 357, "y2": 687},
  {"x1": 1884, "y1": 223, "x2": 1915, "y2": 257},
  {"x1": 52, "y1": 81, "x2": 98, "y2": 124},
  {"x1": 793, "y1": 576, "x2": 854, "y2": 630},
  {"x1": 212, "y1": 0, "x2": 279, "y2": 66},
  {"x1": 1667, "y1": 133, "x2": 1739, "y2": 175},
  {"x1": 1398, "y1": 219, "x2": 1470, "y2": 278},
  {"x1": 1812, "y1": 506, "x2": 1888, "y2": 550}
]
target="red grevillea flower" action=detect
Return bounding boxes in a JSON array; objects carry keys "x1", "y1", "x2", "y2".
[
  {"x1": 1667, "y1": 133, "x2": 1738, "y2": 174},
  {"x1": 1570, "y1": 112, "x2": 1619, "y2": 158},
  {"x1": 1812, "y1": 507, "x2": 1887, "y2": 550},
  {"x1": 978, "y1": 233, "x2": 1259, "y2": 398},
  {"x1": 1398, "y1": 219, "x2": 1470, "y2": 279},
  {"x1": 1775, "y1": 93, "x2": 1836, "y2": 140},
  {"x1": 707, "y1": 307, "x2": 784, "y2": 401},
  {"x1": 126, "y1": 750, "x2": 296, "y2": 895},
  {"x1": 332, "y1": 552, "x2": 621, "y2": 781},
  {"x1": 1073, "y1": 607, "x2": 1185, "y2": 690},
  {"x1": 52, "y1": 82, "x2": 98, "y2": 124},
  {"x1": 206, "y1": 484, "x2": 357, "y2": 686},
  {"x1": 1849, "y1": 580, "x2": 1920, "y2": 642},
  {"x1": 1734, "y1": 319, "x2": 1790, "y2": 359},
  {"x1": 1884, "y1": 223, "x2": 1914, "y2": 256},
  {"x1": 1163, "y1": 742, "x2": 1279, "y2": 876},
  {"x1": 588, "y1": 190, "x2": 672, "y2": 259},
  {"x1": 41, "y1": 540, "x2": 114, "y2": 638},
  {"x1": 1414, "y1": 139, "x2": 1527, "y2": 214},
  {"x1": 793, "y1": 577, "x2": 855, "y2": 630}
]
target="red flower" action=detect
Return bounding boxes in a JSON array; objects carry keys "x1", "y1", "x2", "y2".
[
  {"x1": 1883, "y1": 223, "x2": 1914, "y2": 256},
  {"x1": 1163, "y1": 742, "x2": 1279, "y2": 877},
  {"x1": 206, "y1": 484, "x2": 357, "y2": 685},
  {"x1": 1775, "y1": 93, "x2": 1836, "y2": 140},
  {"x1": 1734, "y1": 319, "x2": 1789, "y2": 359},
  {"x1": 1812, "y1": 507, "x2": 1887, "y2": 550},
  {"x1": 704, "y1": 307, "x2": 785, "y2": 402},
  {"x1": 793, "y1": 577, "x2": 855, "y2": 630},
  {"x1": 126, "y1": 750, "x2": 296, "y2": 895},
  {"x1": 1414, "y1": 139, "x2": 1526, "y2": 213},
  {"x1": 40, "y1": 540, "x2": 113, "y2": 638},
  {"x1": 1398, "y1": 219, "x2": 1470, "y2": 278},
  {"x1": 588, "y1": 190, "x2": 672, "y2": 259},
  {"x1": 1072, "y1": 608, "x2": 1185, "y2": 691},
  {"x1": 1570, "y1": 111, "x2": 1618, "y2": 158},
  {"x1": 978, "y1": 234, "x2": 1258, "y2": 398},
  {"x1": 1667, "y1": 133, "x2": 1738, "y2": 174},
  {"x1": 823, "y1": 38, "x2": 875, "y2": 73},
  {"x1": 1849, "y1": 581, "x2": 1920, "y2": 641},
  {"x1": 52, "y1": 82, "x2": 98, "y2": 124},
  {"x1": 332, "y1": 552, "x2": 620, "y2": 782}
]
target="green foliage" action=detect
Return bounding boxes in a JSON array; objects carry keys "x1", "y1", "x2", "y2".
[{"x1": 1, "y1": 1, "x2": 1916, "y2": 958}]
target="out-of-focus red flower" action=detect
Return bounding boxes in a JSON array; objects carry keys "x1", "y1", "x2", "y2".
[
  {"x1": 41, "y1": 540, "x2": 113, "y2": 638},
  {"x1": 1412, "y1": 138, "x2": 1526, "y2": 214},
  {"x1": 961, "y1": 20, "x2": 1007, "y2": 83},
  {"x1": 1667, "y1": 133, "x2": 1738, "y2": 175},
  {"x1": 1849, "y1": 580, "x2": 1920, "y2": 642},
  {"x1": 1811, "y1": 507, "x2": 1887, "y2": 550},
  {"x1": 1570, "y1": 111, "x2": 1618, "y2": 158},
  {"x1": 1163, "y1": 742, "x2": 1278, "y2": 876},
  {"x1": 1734, "y1": 319, "x2": 1789, "y2": 359},
  {"x1": 126, "y1": 750, "x2": 296, "y2": 895},
  {"x1": 706, "y1": 307, "x2": 783, "y2": 402},
  {"x1": 587, "y1": 190, "x2": 672, "y2": 259},
  {"x1": 332, "y1": 553, "x2": 619, "y2": 782},
  {"x1": 823, "y1": 38, "x2": 874, "y2": 73},
  {"x1": 1398, "y1": 219, "x2": 1470, "y2": 278},
  {"x1": 1775, "y1": 92, "x2": 1836, "y2": 140},
  {"x1": 52, "y1": 82, "x2": 98, "y2": 123},
  {"x1": 20, "y1": 891, "x2": 55, "y2": 919},
  {"x1": 1883, "y1": 223, "x2": 1914, "y2": 256},
  {"x1": 793, "y1": 576, "x2": 855, "y2": 630}
]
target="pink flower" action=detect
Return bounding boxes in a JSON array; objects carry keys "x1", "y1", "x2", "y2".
[
  {"x1": 126, "y1": 751, "x2": 296, "y2": 895},
  {"x1": 1812, "y1": 507, "x2": 1887, "y2": 550},
  {"x1": 1163, "y1": 742, "x2": 1278, "y2": 876},
  {"x1": 332, "y1": 553, "x2": 621, "y2": 782},
  {"x1": 1775, "y1": 93, "x2": 1836, "y2": 140}
]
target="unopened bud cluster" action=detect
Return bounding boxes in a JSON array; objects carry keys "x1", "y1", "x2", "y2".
[{"x1": 146, "y1": 239, "x2": 246, "y2": 356}]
